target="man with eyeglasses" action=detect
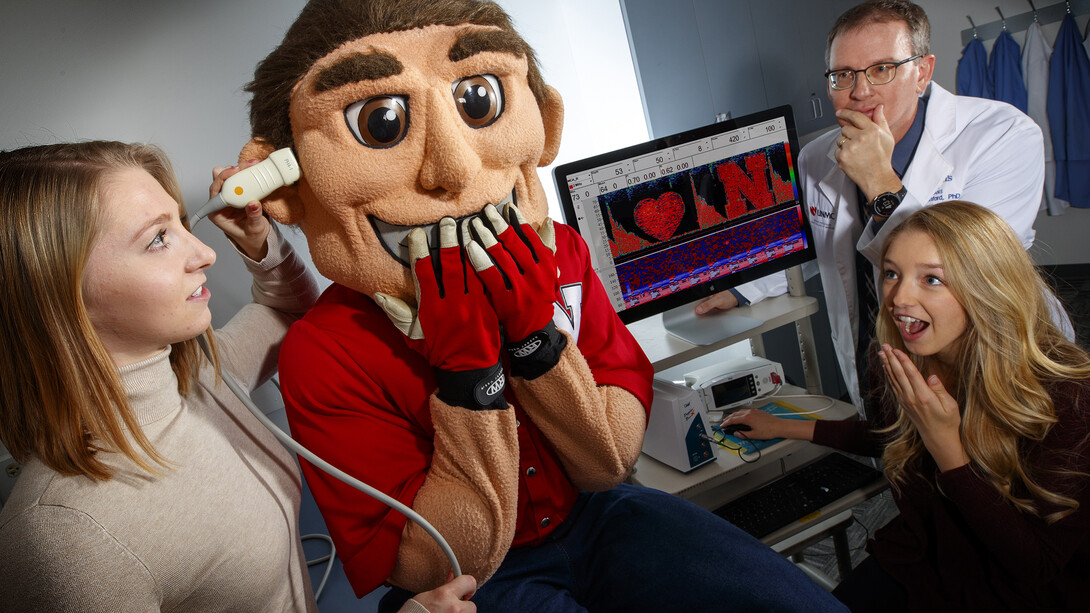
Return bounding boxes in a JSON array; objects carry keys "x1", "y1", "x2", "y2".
[{"x1": 697, "y1": 0, "x2": 1044, "y2": 410}]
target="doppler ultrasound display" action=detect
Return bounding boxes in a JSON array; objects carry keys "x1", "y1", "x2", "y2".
[{"x1": 554, "y1": 107, "x2": 815, "y2": 323}]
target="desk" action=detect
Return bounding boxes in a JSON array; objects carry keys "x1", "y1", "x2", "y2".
[
  {"x1": 630, "y1": 389, "x2": 887, "y2": 581},
  {"x1": 630, "y1": 386, "x2": 860, "y2": 511},
  {"x1": 627, "y1": 293, "x2": 819, "y2": 373},
  {"x1": 626, "y1": 270, "x2": 886, "y2": 582}
]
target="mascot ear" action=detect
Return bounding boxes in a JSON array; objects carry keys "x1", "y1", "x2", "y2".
[
  {"x1": 240, "y1": 138, "x2": 306, "y2": 225},
  {"x1": 538, "y1": 85, "x2": 564, "y2": 167}
]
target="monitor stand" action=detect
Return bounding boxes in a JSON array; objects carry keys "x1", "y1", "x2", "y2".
[{"x1": 661, "y1": 303, "x2": 764, "y2": 346}]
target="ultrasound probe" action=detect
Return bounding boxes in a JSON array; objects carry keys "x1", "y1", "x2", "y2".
[{"x1": 188, "y1": 148, "x2": 302, "y2": 226}]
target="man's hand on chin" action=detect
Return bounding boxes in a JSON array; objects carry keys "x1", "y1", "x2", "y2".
[{"x1": 834, "y1": 104, "x2": 902, "y2": 202}]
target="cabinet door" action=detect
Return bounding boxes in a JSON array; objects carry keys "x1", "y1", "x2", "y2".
[
  {"x1": 621, "y1": 0, "x2": 715, "y2": 138},
  {"x1": 692, "y1": 0, "x2": 768, "y2": 127},
  {"x1": 623, "y1": 0, "x2": 856, "y2": 139},
  {"x1": 747, "y1": 0, "x2": 853, "y2": 137}
]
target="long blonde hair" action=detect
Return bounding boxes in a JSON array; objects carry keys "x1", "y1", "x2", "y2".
[
  {"x1": 0, "y1": 141, "x2": 219, "y2": 481},
  {"x1": 876, "y1": 201, "x2": 1090, "y2": 522}
]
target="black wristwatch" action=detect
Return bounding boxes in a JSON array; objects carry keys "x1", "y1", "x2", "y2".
[{"x1": 868, "y1": 186, "x2": 907, "y2": 218}]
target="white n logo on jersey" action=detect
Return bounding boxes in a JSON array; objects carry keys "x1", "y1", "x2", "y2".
[{"x1": 553, "y1": 282, "x2": 582, "y2": 341}]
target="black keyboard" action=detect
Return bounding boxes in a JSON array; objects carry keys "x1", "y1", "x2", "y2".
[{"x1": 713, "y1": 452, "x2": 885, "y2": 539}]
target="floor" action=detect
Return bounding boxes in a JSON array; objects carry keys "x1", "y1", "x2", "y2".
[
  {"x1": 791, "y1": 488, "x2": 898, "y2": 583},
  {"x1": 284, "y1": 263, "x2": 1090, "y2": 610}
]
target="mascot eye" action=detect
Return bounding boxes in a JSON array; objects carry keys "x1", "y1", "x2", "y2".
[
  {"x1": 344, "y1": 96, "x2": 409, "y2": 148},
  {"x1": 452, "y1": 75, "x2": 503, "y2": 128}
]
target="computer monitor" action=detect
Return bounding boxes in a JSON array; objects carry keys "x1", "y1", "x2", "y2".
[{"x1": 553, "y1": 105, "x2": 816, "y2": 343}]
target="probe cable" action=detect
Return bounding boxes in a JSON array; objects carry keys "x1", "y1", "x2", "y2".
[{"x1": 198, "y1": 335, "x2": 462, "y2": 577}]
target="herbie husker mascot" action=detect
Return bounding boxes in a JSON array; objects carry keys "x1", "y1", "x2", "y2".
[{"x1": 242, "y1": 0, "x2": 846, "y2": 610}]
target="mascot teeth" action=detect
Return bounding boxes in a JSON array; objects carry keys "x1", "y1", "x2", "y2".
[{"x1": 370, "y1": 191, "x2": 516, "y2": 267}]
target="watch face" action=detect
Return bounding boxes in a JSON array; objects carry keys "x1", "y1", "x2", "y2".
[
  {"x1": 873, "y1": 194, "x2": 898, "y2": 216},
  {"x1": 871, "y1": 186, "x2": 906, "y2": 217}
]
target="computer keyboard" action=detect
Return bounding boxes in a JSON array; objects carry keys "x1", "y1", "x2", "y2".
[{"x1": 713, "y1": 452, "x2": 885, "y2": 539}]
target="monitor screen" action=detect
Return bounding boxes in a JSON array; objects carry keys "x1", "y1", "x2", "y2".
[{"x1": 553, "y1": 105, "x2": 816, "y2": 325}]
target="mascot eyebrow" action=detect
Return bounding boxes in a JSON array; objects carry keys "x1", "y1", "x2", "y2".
[
  {"x1": 314, "y1": 52, "x2": 403, "y2": 92},
  {"x1": 314, "y1": 29, "x2": 530, "y2": 93},
  {"x1": 447, "y1": 28, "x2": 530, "y2": 63}
]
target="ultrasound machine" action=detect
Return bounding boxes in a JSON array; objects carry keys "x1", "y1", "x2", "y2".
[{"x1": 553, "y1": 106, "x2": 887, "y2": 585}]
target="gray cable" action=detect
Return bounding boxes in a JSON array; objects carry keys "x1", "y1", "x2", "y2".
[
  {"x1": 301, "y1": 533, "x2": 336, "y2": 601},
  {"x1": 188, "y1": 194, "x2": 226, "y2": 228},
  {"x1": 197, "y1": 335, "x2": 462, "y2": 577}
]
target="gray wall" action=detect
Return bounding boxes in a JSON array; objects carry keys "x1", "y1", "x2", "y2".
[
  {"x1": 1, "y1": 0, "x2": 316, "y2": 329},
  {"x1": 0, "y1": 0, "x2": 647, "y2": 341},
  {"x1": 5, "y1": 0, "x2": 1084, "y2": 335},
  {"x1": 1, "y1": 0, "x2": 1084, "y2": 391},
  {"x1": 0, "y1": 0, "x2": 647, "y2": 424},
  {"x1": 0, "y1": 0, "x2": 313, "y2": 416}
]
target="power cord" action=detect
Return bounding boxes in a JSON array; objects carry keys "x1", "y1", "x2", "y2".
[
  {"x1": 847, "y1": 513, "x2": 873, "y2": 554},
  {"x1": 702, "y1": 430, "x2": 762, "y2": 463},
  {"x1": 301, "y1": 533, "x2": 336, "y2": 601},
  {"x1": 271, "y1": 381, "x2": 336, "y2": 602},
  {"x1": 198, "y1": 335, "x2": 462, "y2": 578},
  {"x1": 707, "y1": 391, "x2": 836, "y2": 424},
  {"x1": 768, "y1": 394, "x2": 838, "y2": 416},
  {"x1": 704, "y1": 392, "x2": 841, "y2": 464}
]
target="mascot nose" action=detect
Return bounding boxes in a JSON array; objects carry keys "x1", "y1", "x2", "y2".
[{"x1": 419, "y1": 88, "x2": 482, "y2": 193}]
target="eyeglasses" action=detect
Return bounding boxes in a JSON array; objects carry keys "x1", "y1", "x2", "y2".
[{"x1": 824, "y1": 55, "x2": 922, "y2": 90}]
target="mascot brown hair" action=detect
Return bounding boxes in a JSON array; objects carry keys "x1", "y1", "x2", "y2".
[{"x1": 243, "y1": 1, "x2": 847, "y2": 610}]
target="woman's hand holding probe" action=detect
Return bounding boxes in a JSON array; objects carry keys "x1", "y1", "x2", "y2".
[{"x1": 207, "y1": 161, "x2": 270, "y2": 261}]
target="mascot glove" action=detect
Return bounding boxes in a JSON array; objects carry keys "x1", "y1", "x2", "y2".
[
  {"x1": 374, "y1": 217, "x2": 506, "y2": 410},
  {"x1": 467, "y1": 204, "x2": 566, "y2": 380}
]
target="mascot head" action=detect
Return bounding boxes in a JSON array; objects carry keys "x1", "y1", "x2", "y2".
[{"x1": 243, "y1": 0, "x2": 564, "y2": 301}]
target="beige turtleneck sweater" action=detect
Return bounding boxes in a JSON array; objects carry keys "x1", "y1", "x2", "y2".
[{"x1": 0, "y1": 226, "x2": 323, "y2": 612}]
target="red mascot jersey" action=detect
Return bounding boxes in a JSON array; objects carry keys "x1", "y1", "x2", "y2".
[{"x1": 279, "y1": 222, "x2": 654, "y2": 595}]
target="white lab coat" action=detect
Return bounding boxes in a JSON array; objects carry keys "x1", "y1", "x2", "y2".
[{"x1": 743, "y1": 83, "x2": 1044, "y2": 408}]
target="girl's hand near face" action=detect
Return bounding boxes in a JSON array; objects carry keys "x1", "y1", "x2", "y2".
[
  {"x1": 207, "y1": 163, "x2": 270, "y2": 261},
  {"x1": 880, "y1": 344, "x2": 970, "y2": 472}
]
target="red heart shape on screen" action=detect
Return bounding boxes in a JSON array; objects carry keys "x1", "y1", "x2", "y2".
[{"x1": 634, "y1": 192, "x2": 684, "y2": 241}]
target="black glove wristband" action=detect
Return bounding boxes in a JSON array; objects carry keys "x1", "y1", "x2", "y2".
[
  {"x1": 434, "y1": 361, "x2": 508, "y2": 411},
  {"x1": 506, "y1": 321, "x2": 567, "y2": 380}
]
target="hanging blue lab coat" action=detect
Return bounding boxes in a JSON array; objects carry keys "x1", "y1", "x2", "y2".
[
  {"x1": 1047, "y1": 14, "x2": 1090, "y2": 208},
  {"x1": 990, "y1": 30, "x2": 1028, "y2": 112},
  {"x1": 957, "y1": 37, "x2": 992, "y2": 98}
]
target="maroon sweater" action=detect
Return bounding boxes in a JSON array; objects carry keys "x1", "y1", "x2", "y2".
[{"x1": 813, "y1": 379, "x2": 1090, "y2": 612}]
